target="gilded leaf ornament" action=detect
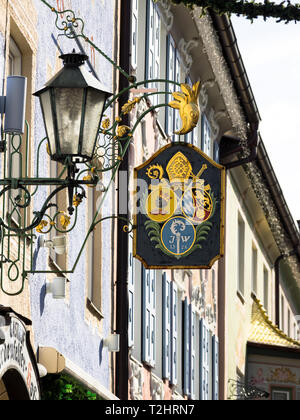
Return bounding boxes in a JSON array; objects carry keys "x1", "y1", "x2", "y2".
[
  {"x1": 168, "y1": 81, "x2": 201, "y2": 135},
  {"x1": 36, "y1": 220, "x2": 48, "y2": 234},
  {"x1": 60, "y1": 212, "x2": 71, "y2": 230},
  {"x1": 121, "y1": 97, "x2": 142, "y2": 115},
  {"x1": 116, "y1": 125, "x2": 131, "y2": 138}
]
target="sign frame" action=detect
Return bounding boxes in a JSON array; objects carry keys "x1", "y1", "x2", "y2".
[{"x1": 133, "y1": 142, "x2": 226, "y2": 269}]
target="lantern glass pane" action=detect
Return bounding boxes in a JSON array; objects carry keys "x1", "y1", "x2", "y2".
[
  {"x1": 54, "y1": 87, "x2": 84, "y2": 156},
  {"x1": 81, "y1": 88, "x2": 106, "y2": 158},
  {"x1": 40, "y1": 90, "x2": 56, "y2": 155}
]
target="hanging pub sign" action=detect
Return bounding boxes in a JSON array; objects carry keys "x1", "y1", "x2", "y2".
[{"x1": 133, "y1": 143, "x2": 225, "y2": 269}]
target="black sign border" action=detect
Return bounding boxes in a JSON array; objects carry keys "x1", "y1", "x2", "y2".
[{"x1": 133, "y1": 142, "x2": 226, "y2": 269}]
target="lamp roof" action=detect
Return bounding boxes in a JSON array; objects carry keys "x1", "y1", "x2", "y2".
[{"x1": 33, "y1": 51, "x2": 112, "y2": 97}]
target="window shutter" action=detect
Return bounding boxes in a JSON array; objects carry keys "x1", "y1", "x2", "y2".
[
  {"x1": 131, "y1": 0, "x2": 138, "y2": 69},
  {"x1": 166, "y1": 34, "x2": 176, "y2": 138},
  {"x1": 142, "y1": 267, "x2": 150, "y2": 364},
  {"x1": 153, "y1": 6, "x2": 161, "y2": 106},
  {"x1": 184, "y1": 78, "x2": 194, "y2": 145},
  {"x1": 162, "y1": 273, "x2": 171, "y2": 379},
  {"x1": 213, "y1": 140, "x2": 219, "y2": 163},
  {"x1": 146, "y1": 0, "x2": 160, "y2": 105},
  {"x1": 183, "y1": 297, "x2": 190, "y2": 396},
  {"x1": 190, "y1": 306, "x2": 196, "y2": 400},
  {"x1": 170, "y1": 281, "x2": 178, "y2": 386},
  {"x1": 146, "y1": 0, "x2": 154, "y2": 81},
  {"x1": 200, "y1": 318, "x2": 209, "y2": 400},
  {"x1": 173, "y1": 53, "x2": 181, "y2": 142},
  {"x1": 201, "y1": 115, "x2": 212, "y2": 157},
  {"x1": 150, "y1": 270, "x2": 156, "y2": 367},
  {"x1": 212, "y1": 335, "x2": 219, "y2": 400},
  {"x1": 142, "y1": 268, "x2": 156, "y2": 367},
  {"x1": 128, "y1": 239, "x2": 135, "y2": 347}
]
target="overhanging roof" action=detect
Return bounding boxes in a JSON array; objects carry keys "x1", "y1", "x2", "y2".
[{"x1": 248, "y1": 296, "x2": 300, "y2": 350}]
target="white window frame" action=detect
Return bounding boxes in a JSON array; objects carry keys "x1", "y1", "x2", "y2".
[
  {"x1": 142, "y1": 268, "x2": 156, "y2": 367},
  {"x1": 9, "y1": 37, "x2": 22, "y2": 76},
  {"x1": 200, "y1": 318, "x2": 210, "y2": 400},
  {"x1": 272, "y1": 389, "x2": 291, "y2": 400},
  {"x1": 202, "y1": 114, "x2": 212, "y2": 158},
  {"x1": 251, "y1": 244, "x2": 258, "y2": 295},
  {"x1": 131, "y1": 0, "x2": 139, "y2": 70},
  {"x1": 128, "y1": 236, "x2": 135, "y2": 348},
  {"x1": 145, "y1": 0, "x2": 161, "y2": 106},
  {"x1": 162, "y1": 272, "x2": 171, "y2": 379},
  {"x1": 263, "y1": 267, "x2": 269, "y2": 313},
  {"x1": 166, "y1": 34, "x2": 176, "y2": 139},
  {"x1": 170, "y1": 280, "x2": 178, "y2": 386},
  {"x1": 237, "y1": 213, "x2": 245, "y2": 298},
  {"x1": 7, "y1": 37, "x2": 22, "y2": 225}
]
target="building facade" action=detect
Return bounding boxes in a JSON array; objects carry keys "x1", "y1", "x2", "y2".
[
  {"x1": 0, "y1": 0, "x2": 299, "y2": 401},
  {"x1": 0, "y1": 0, "x2": 119, "y2": 400},
  {"x1": 210, "y1": 14, "x2": 300, "y2": 401}
]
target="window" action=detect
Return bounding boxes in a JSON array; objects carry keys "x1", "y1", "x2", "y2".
[
  {"x1": 146, "y1": 0, "x2": 161, "y2": 106},
  {"x1": 212, "y1": 335, "x2": 219, "y2": 400},
  {"x1": 190, "y1": 306, "x2": 196, "y2": 399},
  {"x1": 213, "y1": 141, "x2": 220, "y2": 163},
  {"x1": 170, "y1": 280, "x2": 178, "y2": 386},
  {"x1": 166, "y1": 34, "x2": 176, "y2": 139},
  {"x1": 281, "y1": 296, "x2": 285, "y2": 331},
  {"x1": 128, "y1": 237, "x2": 135, "y2": 347},
  {"x1": 162, "y1": 274, "x2": 179, "y2": 385},
  {"x1": 131, "y1": 0, "x2": 139, "y2": 70},
  {"x1": 271, "y1": 388, "x2": 292, "y2": 400},
  {"x1": 162, "y1": 273, "x2": 171, "y2": 379},
  {"x1": 142, "y1": 267, "x2": 156, "y2": 367},
  {"x1": 263, "y1": 267, "x2": 269, "y2": 312},
  {"x1": 7, "y1": 38, "x2": 22, "y2": 221},
  {"x1": 87, "y1": 186, "x2": 103, "y2": 315},
  {"x1": 237, "y1": 214, "x2": 245, "y2": 297},
  {"x1": 287, "y1": 309, "x2": 291, "y2": 337},
  {"x1": 251, "y1": 245, "x2": 258, "y2": 295},
  {"x1": 201, "y1": 115, "x2": 212, "y2": 157},
  {"x1": 199, "y1": 318, "x2": 210, "y2": 400},
  {"x1": 183, "y1": 297, "x2": 190, "y2": 397}
]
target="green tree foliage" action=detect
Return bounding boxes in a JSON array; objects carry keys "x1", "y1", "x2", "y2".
[
  {"x1": 41, "y1": 374, "x2": 102, "y2": 400},
  {"x1": 165, "y1": 0, "x2": 300, "y2": 23}
]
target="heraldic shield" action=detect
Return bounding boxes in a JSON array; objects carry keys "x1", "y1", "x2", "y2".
[{"x1": 133, "y1": 143, "x2": 226, "y2": 269}]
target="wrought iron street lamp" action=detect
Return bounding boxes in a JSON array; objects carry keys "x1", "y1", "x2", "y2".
[
  {"x1": 0, "y1": 0, "x2": 198, "y2": 295},
  {"x1": 34, "y1": 50, "x2": 111, "y2": 165}
]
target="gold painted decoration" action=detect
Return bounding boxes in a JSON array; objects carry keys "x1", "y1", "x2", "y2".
[
  {"x1": 60, "y1": 212, "x2": 71, "y2": 229},
  {"x1": 36, "y1": 220, "x2": 48, "y2": 234},
  {"x1": 121, "y1": 97, "x2": 141, "y2": 115},
  {"x1": 73, "y1": 193, "x2": 83, "y2": 208},
  {"x1": 116, "y1": 125, "x2": 131, "y2": 138},
  {"x1": 133, "y1": 143, "x2": 225, "y2": 269},
  {"x1": 146, "y1": 186, "x2": 177, "y2": 223},
  {"x1": 101, "y1": 117, "x2": 111, "y2": 130},
  {"x1": 168, "y1": 82, "x2": 201, "y2": 135}
]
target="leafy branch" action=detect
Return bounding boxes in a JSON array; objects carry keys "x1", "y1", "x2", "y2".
[
  {"x1": 165, "y1": 0, "x2": 300, "y2": 23},
  {"x1": 145, "y1": 220, "x2": 177, "y2": 258}
]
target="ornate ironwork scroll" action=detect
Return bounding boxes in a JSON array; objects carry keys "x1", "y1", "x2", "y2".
[
  {"x1": 228, "y1": 379, "x2": 270, "y2": 400},
  {"x1": 0, "y1": 1, "x2": 196, "y2": 294}
]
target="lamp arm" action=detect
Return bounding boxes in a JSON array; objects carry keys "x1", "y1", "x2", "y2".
[{"x1": 0, "y1": 184, "x2": 66, "y2": 234}]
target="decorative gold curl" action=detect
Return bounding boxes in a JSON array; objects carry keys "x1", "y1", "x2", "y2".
[{"x1": 146, "y1": 164, "x2": 164, "y2": 180}]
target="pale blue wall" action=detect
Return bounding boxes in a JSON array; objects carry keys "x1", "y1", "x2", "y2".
[{"x1": 29, "y1": 0, "x2": 116, "y2": 393}]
